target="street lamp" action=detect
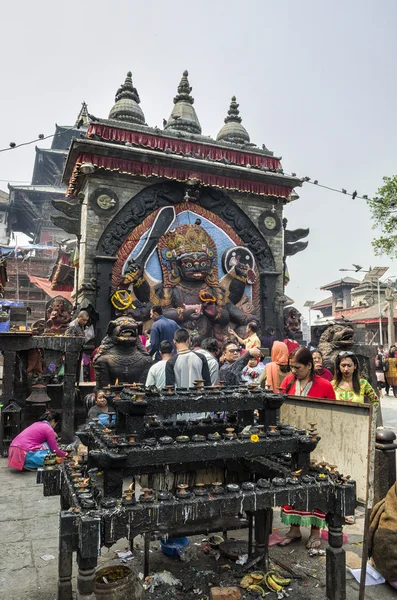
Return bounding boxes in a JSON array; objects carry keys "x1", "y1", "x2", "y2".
[{"x1": 339, "y1": 265, "x2": 388, "y2": 345}]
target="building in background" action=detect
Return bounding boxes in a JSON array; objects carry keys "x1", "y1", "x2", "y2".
[
  {"x1": 312, "y1": 273, "x2": 395, "y2": 346},
  {"x1": 0, "y1": 190, "x2": 9, "y2": 245},
  {"x1": 2, "y1": 107, "x2": 88, "y2": 321}
]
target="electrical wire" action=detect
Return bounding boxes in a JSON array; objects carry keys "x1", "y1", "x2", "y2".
[
  {"x1": 0, "y1": 125, "x2": 80, "y2": 154},
  {"x1": 0, "y1": 123, "x2": 371, "y2": 200}
]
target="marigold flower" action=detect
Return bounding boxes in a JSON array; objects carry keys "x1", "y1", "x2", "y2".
[{"x1": 250, "y1": 434, "x2": 259, "y2": 443}]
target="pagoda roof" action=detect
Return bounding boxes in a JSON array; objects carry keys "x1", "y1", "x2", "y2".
[
  {"x1": 311, "y1": 296, "x2": 333, "y2": 309},
  {"x1": 320, "y1": 277, "x2": 361, "y2": 291}
]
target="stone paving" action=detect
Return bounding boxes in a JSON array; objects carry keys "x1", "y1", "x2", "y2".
[{"x1": 1, "y1": 457, "x2": 396, "y2": 600}]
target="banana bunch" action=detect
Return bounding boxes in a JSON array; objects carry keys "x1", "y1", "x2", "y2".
[
  {"x1": 240, "y1": 570, "x2": 291, "y2": 595},
  {"x1": 264, "y1": 571, "x2": 291, "y2": 592}
]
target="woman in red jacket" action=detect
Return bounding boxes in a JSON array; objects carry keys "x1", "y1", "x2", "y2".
[{"x1": 278, "y1": 347, "x2": 336, "y2": 548}]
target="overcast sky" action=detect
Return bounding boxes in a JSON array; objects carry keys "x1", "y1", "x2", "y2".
[{"x1": 1, "y1": 0, "x2": 396, "y2": 318}]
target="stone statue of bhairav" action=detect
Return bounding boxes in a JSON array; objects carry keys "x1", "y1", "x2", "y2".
[{"x1": 124, "y1": 224, "x2": 254, "y2": 342}]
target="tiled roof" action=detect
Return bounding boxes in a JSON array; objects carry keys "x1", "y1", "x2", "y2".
[
  {"x1": 348, "y1": 301, "x2": 397, "y2": 322},
  {"x1": 321, "y1": 277, "x2": 360, "y2": 290},
  {"x1": 312, "y1": 296, "x2": 333, "y2": 309}
]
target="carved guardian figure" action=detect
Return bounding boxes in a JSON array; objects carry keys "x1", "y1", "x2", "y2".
[{"x1": 93, "y1": 316, "x2": 152, "y2": 388}]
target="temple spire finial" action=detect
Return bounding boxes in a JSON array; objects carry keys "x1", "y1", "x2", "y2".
[
  {"x1": 216, "y1": 95, "x2": 250, "y2": 144},
  {"x1": 164, "y1": 70, "x2": 202, "y2": 135},
  {"x1": 75, "y1": 101, "x2": 90, "y2": 127},
  {"x1": 108, "y1": 71, "x2": 146, "y2": 125}
]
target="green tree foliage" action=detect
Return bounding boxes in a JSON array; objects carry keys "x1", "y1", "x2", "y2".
[{"x1": 368, "y1": 175, "x2": 397, "y2": 258}]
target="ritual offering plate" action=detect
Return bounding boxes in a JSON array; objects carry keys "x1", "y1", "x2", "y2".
[
  {"x1": 241, "y1": 481, "x2": 255, "y2": 491},
  {"x1": 212, "y1": 482, "x2": 224, "y2": 495},
  {"x1": 158, "y1": 490, "x2": 172, "y2": 501},
  {"x1": 159, "y1": 436, "x2": 173, "y2": 445},
  {"x1": 176, "y1": 435, "x2": 190, "y2": 443},
  {"x1": 226, "y1": 483, "x2": 240, "y2": 493},
  {"x1": 192, "y1": 434, "x2": 206, "y2": 443},
  {"x1": 272, "y1": 477, "x2": 286, "y2": 486},
  {"x1": 257, "y1": 478, "x2": 271, "y2": 489},
  {"x1": 302, "y1": 475, "x2": 315, "y2": 483},
  {"x1": 208, "y1": 433, "x2": 221, "y2": 441},
  {"x1": 194, "y1": 484, "x2": 207, "y2": 496},
  {"x1": 143, "y1": 438, "x2": 156, "y2": 447}
]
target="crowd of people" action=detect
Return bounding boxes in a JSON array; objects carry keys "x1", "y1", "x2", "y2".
[{"x1": 8, "y1": 306, "x2": 382, "y2": 559}]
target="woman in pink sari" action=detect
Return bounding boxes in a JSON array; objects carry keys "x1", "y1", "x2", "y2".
[
  {"x1": 259, "y1": 341, "x2": 291, "y2": 392},
  {"x1": 8, "y1": 410, "x2": 66, "y2": 471}
]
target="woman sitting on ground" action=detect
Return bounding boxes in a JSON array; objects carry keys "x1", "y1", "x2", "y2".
[
  {"x1": 312, "y1": 349, "x2": 333, "y2": 381},
  {"x1": 278, "y1": 347, "x2": 336, "y2": 549},
  {"x1": 8, "y1": 410, "x2": 66, "y2": 471},
  {"x1": 259, "y1": 341, "x2": 291, "y2": 392},
  {"x1": 332, "y1": 351, "x2": 378, "y2": 404}
]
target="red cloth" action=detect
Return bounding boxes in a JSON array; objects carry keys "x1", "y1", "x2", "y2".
[
  {"x1": 280, "y1": 373, "x2": 336, "y2": 399},
  {"x1": 283, "y1": 339, "x2": 299, "y2": 355},
  {"x1": 68, "y1": 153, "x2": 293, "y2": 199},
  {"x1": 8, "y1": 446, "x2": 27, "y2": 470},
  {"x1": 28, "y1": 276, "x2": 73, "y2": 302},
  {"x1": 88, "y1": 124, "x2": 282, "y2": 170},
  {"x1": 316, "y1": 367, "x2": 333, "y2": 382}
]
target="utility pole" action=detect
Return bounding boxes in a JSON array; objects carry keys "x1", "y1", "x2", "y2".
[
  {"x1": 377, "y1": 276, "x2": 383, "y2": 346},
  {"x1": 386, "y1": 285, "x2": 395, "y2": 347}
]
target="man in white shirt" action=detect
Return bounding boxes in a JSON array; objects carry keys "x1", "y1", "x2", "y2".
[
  {"x1": 165, "y1": 329, "x2": 211, "y2": 388},
  {"x1": 196, "y1": 338, "x2": 219, "y2": 385},
  {"x1": 145, "y1": 341, "x2": 173, "y2": 389}
]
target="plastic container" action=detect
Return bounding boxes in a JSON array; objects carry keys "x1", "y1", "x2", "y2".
[{"x1": 160, "y1": 537, "x2": 190, "y2": 557}]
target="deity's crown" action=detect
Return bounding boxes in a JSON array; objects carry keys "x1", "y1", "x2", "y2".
[{"x1": 162, "y1": 225, "x2": 216, "y2": 260}]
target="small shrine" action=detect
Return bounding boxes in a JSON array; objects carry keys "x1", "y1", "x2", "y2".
[{"x1": 56, "y1": 70, "x2": 304, "y2": 340}]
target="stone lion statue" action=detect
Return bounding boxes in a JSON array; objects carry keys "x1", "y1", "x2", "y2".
[
  {"x1": 317, "y1": 323, "x2": 354, "y2": 371},
  {"x1": 93, "y1": 316, "x2": 152, "y2": 388}
]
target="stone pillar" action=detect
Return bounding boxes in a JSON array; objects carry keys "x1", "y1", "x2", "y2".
[
  {"x1": 58, "y1": 511, "x2": 77, "y2": 600},
  {"x1": 326, "y1": 513, "x2": 346, "y2": 600},
  {"x1": 94, "y1": 255, "x2": 117, "y2": 342},
  {"x1": 374, "y1": 428, "x2": 397, "y2": 504}
]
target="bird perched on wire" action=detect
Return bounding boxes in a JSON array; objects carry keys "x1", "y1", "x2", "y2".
[
  {"x1": 38, "y1": 134, "x2": 45, "y2": 140},
  {"x1": 352, "y1": 190, "x2": 357, "y2": 200},
  {"x1": 342, "y1": 189, "x2": 347, "y2": 194}
]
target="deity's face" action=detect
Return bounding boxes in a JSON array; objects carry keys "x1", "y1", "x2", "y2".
[{"x1": 177, "y1": 252, "x2": 212, "y2": 282}]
